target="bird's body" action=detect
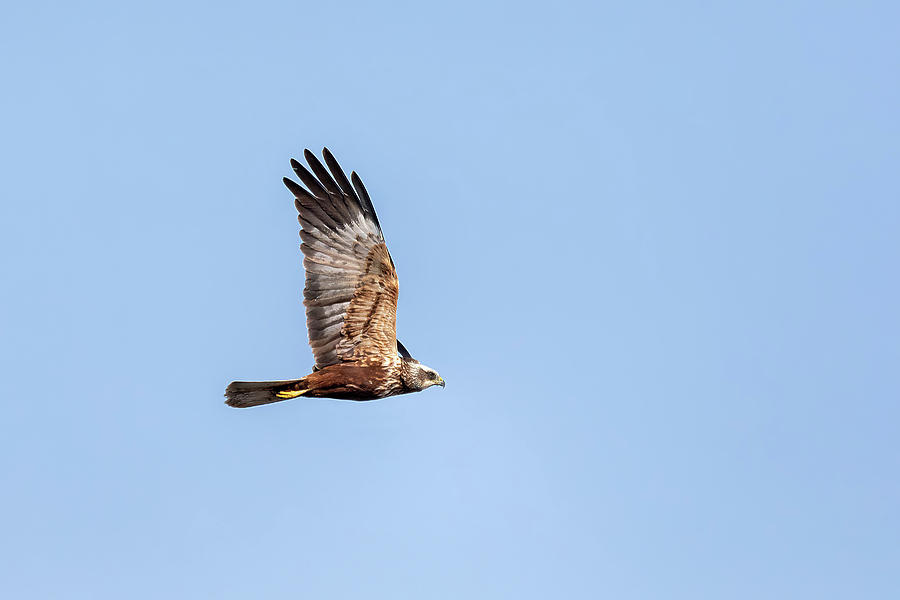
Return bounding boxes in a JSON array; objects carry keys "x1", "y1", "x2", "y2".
[{"x1": 225, "y1": 148, "x2": 444, "y2": 408}]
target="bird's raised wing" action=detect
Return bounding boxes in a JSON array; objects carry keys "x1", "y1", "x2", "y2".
[{"x1": 283, "y1": 148, "x2": 399, "y2": 369}]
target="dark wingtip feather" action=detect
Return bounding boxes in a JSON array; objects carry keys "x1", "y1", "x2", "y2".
[
  {"x1": 322, "y1": 148, "x2": 357, "y2": 200},
  {"x1": 304, "y1": 149, "x2": 342, "y2": 196},
  {"x1": 397, "y1": 339, "x2": 414, "y2": 360},
  {"x1": 283, "y1": 176, "x2": 307, "y2": 198},
  {"x1": 350, "y1": 170, "x2": 381, "y2": 229},
  {"x1": 291, "y1": 157, "x2": 329, "y2": 199},
  {"x1": 286, "y1": 149, "x2": 384, "y2": 234}
]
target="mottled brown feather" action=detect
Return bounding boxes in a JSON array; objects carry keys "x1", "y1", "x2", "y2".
[
  {"x1": 299, "y1": 363, "x2": 405, "y2": 400},
  {"x1": 336, "y1": 242, "x2": 399, "y2": 365}
]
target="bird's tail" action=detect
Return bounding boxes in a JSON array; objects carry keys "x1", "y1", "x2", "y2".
[{"x1": 224, "y1": 379, "x2": 308, "y2": 408}]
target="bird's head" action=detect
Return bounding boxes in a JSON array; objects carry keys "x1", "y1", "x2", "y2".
[{"x1": 400, "y1": 358, "x2": 445, "y2": 392}]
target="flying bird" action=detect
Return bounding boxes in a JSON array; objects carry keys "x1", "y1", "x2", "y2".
[{"x1": 225, "y1": 148, "x2": 444, "y2": 408}]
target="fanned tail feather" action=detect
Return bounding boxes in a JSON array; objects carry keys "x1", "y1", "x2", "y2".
[{"x1": 225, "y1": 379, "x2": 308, "y2": 408}]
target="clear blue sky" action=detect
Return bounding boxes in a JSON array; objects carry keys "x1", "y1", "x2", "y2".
[{"x1": 1, "y1": 1, "x2": 898, "y2": 597}]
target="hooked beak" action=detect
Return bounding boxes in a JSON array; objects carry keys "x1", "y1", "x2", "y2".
[{"x1": 438, "y1": 377, "x2": 445, "y2": 388}]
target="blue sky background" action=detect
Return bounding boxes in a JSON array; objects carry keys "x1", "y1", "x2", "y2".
[{"x1": 1, "y1": 1, "x2": 898, "y2": 597}]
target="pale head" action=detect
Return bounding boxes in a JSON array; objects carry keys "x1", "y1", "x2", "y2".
[{"x1": 400, "y1": 358, "x2": 445, "y2": 392}]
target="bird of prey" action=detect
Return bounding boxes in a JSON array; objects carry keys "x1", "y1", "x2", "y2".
[{"x1": 225, "y1": 148, "x2": 444, "y2": 408}]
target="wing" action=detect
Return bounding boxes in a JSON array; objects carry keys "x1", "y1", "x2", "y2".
[
  {"x1": 283, "y1": 148, "x2": 399, "y2": 369},
  {"x1": 396, "y1": 339, "x2": 413, "y2": 360}
]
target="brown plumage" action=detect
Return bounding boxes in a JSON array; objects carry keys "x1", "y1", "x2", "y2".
[{"x1": 225, "y1": 148, "x2": 444, "y2": 408}]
